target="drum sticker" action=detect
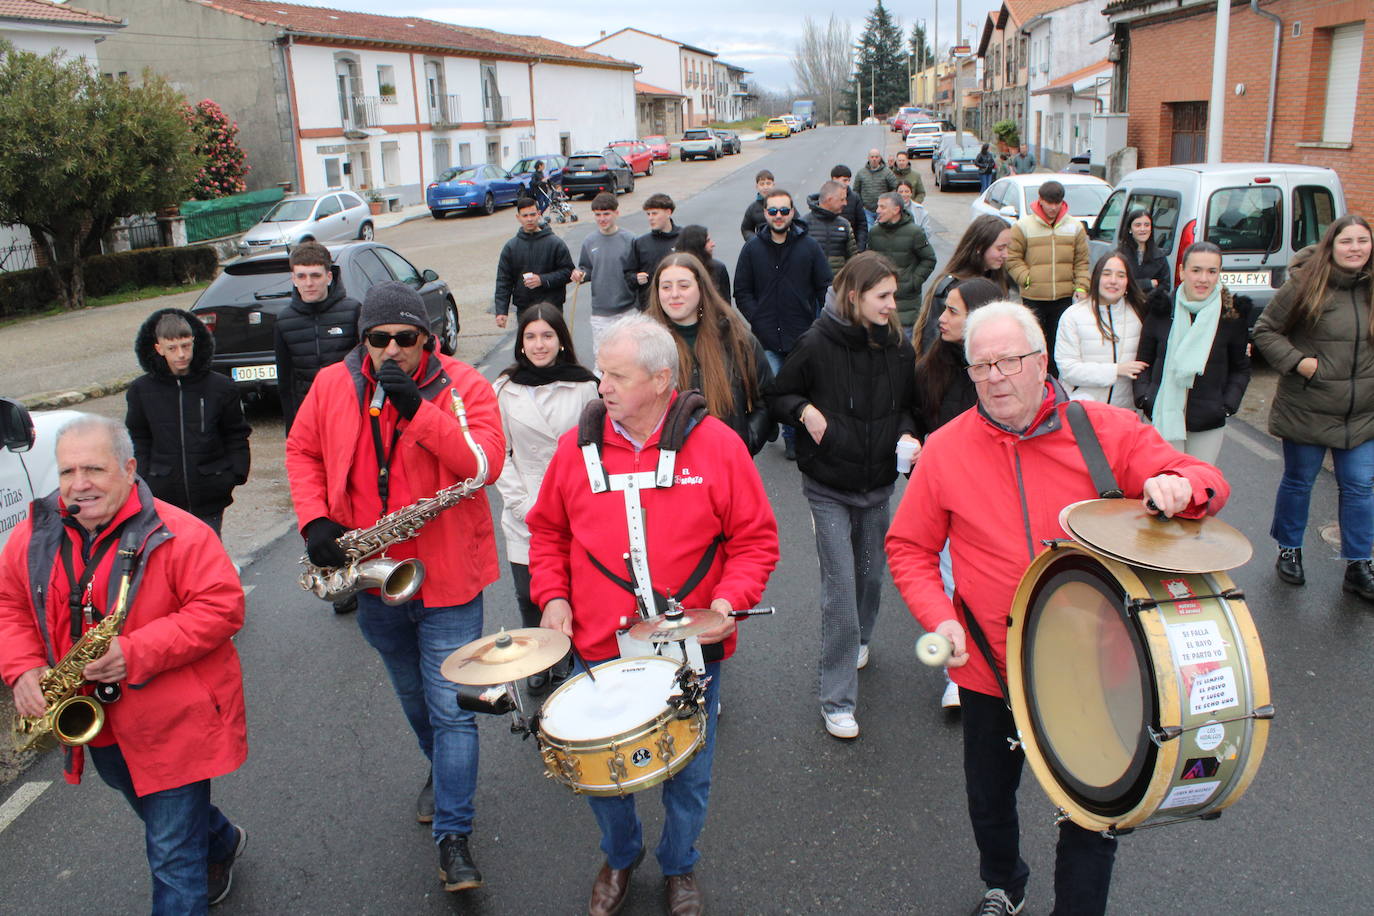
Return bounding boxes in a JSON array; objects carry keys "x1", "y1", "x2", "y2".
[
  {"x1": 1180, "y1": 757, "x2": 1220, "y2": 780},
  {"x1": 632, "y1": 748, "x2": 653, "y2": 768},
  {"x1": 1189, "y1": 666, "x2": 1240, "y2": 716},
  {"x1": 1161, "y1": 579, "x2": 1202, "y2": 614},
  {"x1": 1161, "y1": 780, "x2": 1220, "y2": 810},
  {"x1": 1166, "y1": 621, "x2": 1229, "y2": 666},
  {"x1": 1194, "y1": 722, "x2": 1226, "y2": 752}
]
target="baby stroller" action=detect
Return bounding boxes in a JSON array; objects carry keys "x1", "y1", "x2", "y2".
[{"x1": 543, "y1": 184, "x2": 578, "y2": 224}]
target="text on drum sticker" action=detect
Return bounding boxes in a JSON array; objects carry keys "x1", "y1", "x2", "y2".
[
  {"x1": 1166, "y1": 620, "x2": 1228, "y2": 666},
  {"x1": 1161, "y1": 780, "x2": 1219, "y2": 810},
  {"x1": 1194, "y1": 722, "x2": 1226, "y2": 752},
  {"x1": 1189, "y1": 666, "x2": 1240, "y2": 716},
  {"x1": 1161, "y1": 578, "x2": 1202, "y2": 614}
]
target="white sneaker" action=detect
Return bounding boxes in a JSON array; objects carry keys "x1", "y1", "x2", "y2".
[
  {"x1": 941, "y1": 679, "x2": 961, "y2": 709},
  {"x1": 856, "y1": 644, "x2": 870, "y2": 669},
  {"x1": 823, "y1": 709, "x2": 859, "y2": 739}
]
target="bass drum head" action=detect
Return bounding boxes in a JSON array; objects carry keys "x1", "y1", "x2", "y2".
[{"x1": 1020, "y1": 552, "x2": 1157, "y2": 817}]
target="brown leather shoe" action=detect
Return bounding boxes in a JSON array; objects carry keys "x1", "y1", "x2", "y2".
[
  {"x1": 588, "y1": 849, "x2": 644, "y2": 916},
  {"x1": 664, "y1": 873, "x2": 704, "y2": 916}
]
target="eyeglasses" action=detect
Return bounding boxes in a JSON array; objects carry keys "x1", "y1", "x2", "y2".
[
  {"x1": 766, "y1": 207, "x2": 792, "y2": 216},
  {"x1": 966, "y1": 351, "x2": 1041, "y2": 381},
  {"x1": 366, "y1": 330, "x2": 423, "y2": 348}
]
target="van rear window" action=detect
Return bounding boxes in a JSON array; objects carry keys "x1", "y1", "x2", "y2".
[
  {"x1": 1292, "y1": 185, "x2": 1337, "y2": 250},
  {"x1": 1205, "y1": 186, "x2": 1282, "y2": 253}
]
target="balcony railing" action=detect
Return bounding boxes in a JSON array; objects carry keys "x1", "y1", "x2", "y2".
[
  {"x1": 343, "y1": 95, "x2": 384, "y2": 130},
  {"x1": 430, "y1": 94, "x2": 462, "y2": 128},
  {"x1": 483, "y1": 94, "x2": 512, "y2": 124}
]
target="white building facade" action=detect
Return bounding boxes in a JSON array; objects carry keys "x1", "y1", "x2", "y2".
[
  {"x1": 587, "y1": 27, "x2": 720, "y2": 127},
  {"x1": 1023, "y1": 0, "x2": 1112, "y2": 168}
]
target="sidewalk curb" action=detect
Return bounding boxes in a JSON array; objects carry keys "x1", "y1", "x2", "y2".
[{"x1": 22, "y1": 373, "x2": 142, "y2": 411}]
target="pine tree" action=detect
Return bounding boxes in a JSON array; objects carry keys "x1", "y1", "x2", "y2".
[
  {"x1": 848, "y1": 0, "x2": 908, "y2": 121},
  {"x1": 909, "y1": 22, "x2": 933, "y2": 72}
]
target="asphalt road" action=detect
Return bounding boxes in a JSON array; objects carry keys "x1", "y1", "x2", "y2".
[{"x1": 1, "y1": 127, "x2": 1371, "y2": 915}]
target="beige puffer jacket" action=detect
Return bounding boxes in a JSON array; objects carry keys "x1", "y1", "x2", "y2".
[{"x1": 1006, "y1": 204, "x2": 1091, "y2": 301}]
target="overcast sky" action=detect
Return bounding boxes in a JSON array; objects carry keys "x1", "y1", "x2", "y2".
[{"x1": 314, "y1": 1, "x2": 1004, "y2": 92}]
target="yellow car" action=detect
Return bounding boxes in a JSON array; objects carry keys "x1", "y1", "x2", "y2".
[{"x1": 765, "y1": 118, "x2": 791, "y2": 139}]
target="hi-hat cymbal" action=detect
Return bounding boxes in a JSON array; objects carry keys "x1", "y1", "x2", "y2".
[
  {"x1": 1062, "y1": 498, "x2": 1252, "y2": 572},
  {"x1": 440, "y1": 628, "x2": 571, "y2": 685},
  {"x1": 625, "y1": 609, "x2": 726, "y2": 643}
]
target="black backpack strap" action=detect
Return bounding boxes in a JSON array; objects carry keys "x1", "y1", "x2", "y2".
[
  {"x1": 1065, "y1": 401, "x2": 1123, "y2": 499},
  {"x1": 585, "y1": 534, "x2": 725, "y2": 614},
  {"x1": 958, "y1": 596, "x2": 1013, "y2": 712}
]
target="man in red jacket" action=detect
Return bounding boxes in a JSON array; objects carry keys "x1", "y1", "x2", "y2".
[
  {"x1": 0, "y1": 415, "x2": 247, "y2": 914},
  {"x1": 886, "y1": 302, "x2": 1230, "y2": 916},
  {"x1": 528, "y1": 315, "x2": 778, "y2": 916},
  {"x1": 285, "y1": 281, "x2": 505, "y2": 893}
]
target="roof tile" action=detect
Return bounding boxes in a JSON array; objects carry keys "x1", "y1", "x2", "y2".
[{"x1": 0, "y1": 0, "x2": 123, "y2": 26}]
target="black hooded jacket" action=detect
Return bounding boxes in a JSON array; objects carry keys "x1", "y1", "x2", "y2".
[
  {"x1": 733, "y1": 220, "x2": 833, "y2": 353},
  {"x1": 626, "y1": 222, "x2": 682, "y2": 309},
  {"x1": 273, "y1": 276, "x2": 361, "y2": 430},
  {"x1": 494, "y1": 225, "x2": 575, "y2": 315},
  {"x1": 125, "y1": 308, "x2": 251, "y2": 518}
]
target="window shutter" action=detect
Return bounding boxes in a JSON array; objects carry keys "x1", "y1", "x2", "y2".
[{"x1": 1322, "y1": 23, "x2": 1364, "y2": 143}]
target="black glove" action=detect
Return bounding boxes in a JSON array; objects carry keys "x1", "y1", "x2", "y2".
[
  {"x1": 304, "y1": 518, "x2": 349, "y2": 568},
  {"x1": 377, "y1": 359, "x2": 423, "y2": 420}
]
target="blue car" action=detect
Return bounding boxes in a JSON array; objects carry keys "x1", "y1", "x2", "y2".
[
  {"x1": 426, "y1": 164, "x2": 523, "y2": 218},
  {"x1": 509, "y1": 154, "x2": 567, "y2": 191}
]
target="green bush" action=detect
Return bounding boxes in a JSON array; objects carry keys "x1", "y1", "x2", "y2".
[{"x1": 0, "y1": 245, "x2": 219, "y2": 317}]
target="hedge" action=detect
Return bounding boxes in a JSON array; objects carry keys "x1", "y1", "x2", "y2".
[{"x1": 0, "y1": 246, "x2": 219, "y2": 318}]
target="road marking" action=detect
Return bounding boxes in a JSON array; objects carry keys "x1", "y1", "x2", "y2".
[
  {"x1": 0, "y1": 780, "x2": 51, "y2": 833},
  {"x1": 1225, "y1": 425, "x2": 1279, "y2": 461}
]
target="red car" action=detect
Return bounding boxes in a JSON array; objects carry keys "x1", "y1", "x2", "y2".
[
  {"x1": 642, "y1": 135, "x2": 672, "y2": 161},
  {"x1": 608, "y1": 140, "x2": 656, "y2": 176}
]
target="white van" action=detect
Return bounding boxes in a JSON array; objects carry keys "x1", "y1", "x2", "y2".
[{"x1": 1087, "y1": 163, "x2": 1346, "y2": 321}]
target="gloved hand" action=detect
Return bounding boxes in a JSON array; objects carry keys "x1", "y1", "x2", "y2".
[
  {"x1": 377, "y1": 359, "x2": 423, "y2": 419},
  {"x1": 304, "y1": 518, "x2": 349, "y2": 568}
]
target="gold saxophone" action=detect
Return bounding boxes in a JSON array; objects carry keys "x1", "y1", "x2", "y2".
[
  {"x1": 13, "y1": 547, "x2": 137, "y2": 753},
  {"x1": 299, "y1": 388, "x2": 489, "y2": 606}
]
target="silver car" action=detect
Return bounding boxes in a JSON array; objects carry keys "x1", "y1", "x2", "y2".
[{"x1": 238, "y1": 190, "x2": 374, "y2": 257}]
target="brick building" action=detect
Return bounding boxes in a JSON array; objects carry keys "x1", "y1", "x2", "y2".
[{"x1": 1106, "y1": 0, "x2": 1373, "y2": 213}]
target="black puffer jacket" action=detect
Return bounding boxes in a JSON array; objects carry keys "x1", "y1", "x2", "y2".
[
  {"x1": 273, "y1": 279, "x2": 360, "y2": 430},
  {"x1": 767, "y1": 304, "x2": 917, "y2": 493},
  {"x1": 1119, "y1": 243, "x2": 1172, "y2": 311},
  {"x1": 740, "y1": 196, "x2": 767, "y2": 242},
  {"x1": 842, "y1": 187, "x2": 869, "y2": 251},
  {"x1": 733, "y1": 221, "x2": 833, "y2": 353},
  {"x1": 805, "y1": 194, "x2": 858, "y2": 274},
  {"x1": 1134, "y1": 288, "x2": 1252, "y2": 432},
  {"x1": 126, "y1": 308, "x2": 251, "y2": 517},
  {"x1": 494, "y1": 225, "x2": 575, "y2": 315},
  {"x1": 672, "y1": 319, "x2": 776, "y2": 456},
  {"x1": 626, "y1": 222, "x2": 682, "y2": 308},
  {"x1": 914, "y1": 341, "x2": 978, "y2": 436}
]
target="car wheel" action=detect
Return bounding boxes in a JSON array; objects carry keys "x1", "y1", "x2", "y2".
[
  {"x1": 430, "y1": 209, "x2": 444, "y2": 220},
  {"x1": 710, "y1": 149, "x2": 718, "y2": 160},
  {"x1": 482, "y1": 193, "x2": 495, "y2": 216},
  {"x1": 646, "y1": 160, "x2": 654, "y2": 176},
  {"x1": 439, "y1": 299, "x2": 460, "y2": 356},
  {"x1": 358, "y1": 221, "x2": 374, "y2": 241}
]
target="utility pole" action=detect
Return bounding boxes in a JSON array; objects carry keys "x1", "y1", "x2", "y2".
[
  {"x1": 954, "y1": 0, "x2": 963, "y2": 133},
  {"x1": 934, "y1": 0, "x2": 940, "y2": 117},
  {"x1": 1206, "y1": 0, "x2": 1229, "y2": 162}
]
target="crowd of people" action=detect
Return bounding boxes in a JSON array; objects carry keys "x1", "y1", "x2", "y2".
[{"x1": 1, "y1": 142, "x2": 1371, "y2": 916}]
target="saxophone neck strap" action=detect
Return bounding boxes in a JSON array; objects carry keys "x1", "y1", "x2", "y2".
[{"x1": 57, "y1": 520, "x2": 129, "y2": 641}]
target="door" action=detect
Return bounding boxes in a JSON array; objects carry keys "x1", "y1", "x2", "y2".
[
  {"x1": 1169, "y1": 102, "x2": 1207, "y2": 164},
  {"x1": 485, "y1": 138, "x2": 500, "y2": 166},
  {"x1": 313, "y1": 194, "x2": 344, "y2": 241}
]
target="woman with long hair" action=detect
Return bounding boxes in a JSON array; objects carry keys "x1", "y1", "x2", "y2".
[
  {"x1": 1253, "y1": 213, "x2": 1374, "y2": 601},
  {"x1": 1134, "y1": 241, "x2": 1251, "y2": 464},
  {"x1": 768, "y1": 251, "x2": 918, "y2": 739},
  {"x1": 1055, "y1": 252, "x2": 1150, "y2": 409},
  {"x1": 677, "y1": 224, "x2": 731, "y2": 304},
  {"x1": 913, "y1": 214, "x2": 1016, "y2": 353},
  {"x1": 492, "y1": 303, "x2": 599, "y2": 692},
  {"x1": 1117, "y1": 208, "x2": 1171, "y2": 307},
  {"x1": 646, "y1": 252, "x2": 773, "y2": 454}
]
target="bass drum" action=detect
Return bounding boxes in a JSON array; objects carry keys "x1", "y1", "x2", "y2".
[{"x1": 1006, "y1": 544, "x2": 1271, "y2": 833}]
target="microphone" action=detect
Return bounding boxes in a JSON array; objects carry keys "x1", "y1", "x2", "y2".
[
  {"x1": 66, "y1": 503, "x2": 81, "y2": 516},
  {"x1": 369, "y1": 382, "x2": 386, "y2": 417}
]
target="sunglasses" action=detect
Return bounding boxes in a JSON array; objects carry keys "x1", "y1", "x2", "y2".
[
  {"x1": 766, "y1": 207, "x2": 793, "y2": 216},
  {"x1": 366, "y1": 330, "x2": 423, "y2": 348}
]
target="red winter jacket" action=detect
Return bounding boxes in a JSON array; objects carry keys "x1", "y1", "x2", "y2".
[
  {"x1": 885, "y1": 382, "x2": 1229, "y2": 699},
  {"x1": 527, "y1": 396, "x2": 779, "y2": 662},
  {"x1": 285, "y1": 347, "x2": 505, "y2": 608},
  {"x1": 0, "y1": 483, "x2": 247, "y2": 796}
]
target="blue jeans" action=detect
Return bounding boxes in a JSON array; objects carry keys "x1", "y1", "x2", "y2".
[
  {"x1": 88, "y1": 743, "x2": 237, "y2": 916},
  {"x1": 979, "y1": 172, "x2": 994, "y2": 191},
  {"x1": 764, "y1": 350, "x2": 795, "y2": 446},
  {"x1": 356, "y1": 591, "x2": 484, "y2": 839},
  {"x1": 1271, "y1": 438, "x2": 1374, "y2": 560},
  {"x1": 586, "y1": 661, "x2": 721, "y2": 875}
]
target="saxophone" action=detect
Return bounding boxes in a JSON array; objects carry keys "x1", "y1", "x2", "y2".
[
  {"x1": 13, "y1": 547, "x2": 137, "y2": 753},
  {"x1": 299, "y1": 388, "x2": 489, "y2": 606}
]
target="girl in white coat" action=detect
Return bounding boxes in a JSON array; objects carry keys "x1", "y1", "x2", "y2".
[
  {"x1": 492, "y1": 303, "x2": 599, "y2": 692},
  {"x1": 1055, "y1": 252, "x2": 1150, "y2": 409}
]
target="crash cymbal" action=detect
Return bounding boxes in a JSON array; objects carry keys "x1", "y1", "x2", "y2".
[
  {"x1": 1062, "y1": 498, "x2": 1252, "y2": 572},
  {"x1": 624, "y1": 609, "x2": 726, "y2": 643},
  {"x1": 440, "y1": 627, "x2": 571, "y2": 686}
]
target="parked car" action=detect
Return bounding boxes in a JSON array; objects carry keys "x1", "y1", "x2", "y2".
[
  {"x1": 508, "y1": 154, "x2": 568, "y2": 189},
  {"x1": 191, "y1": 241, "x2": 460, "y2": 395},
  {"x1": 713, "y1": 130, "x2": 742, "y2": 155},
  {"x1": 904, "y1": 120, "x2": 947, "y2": 158},
  {"x1": 238, "y1": 191, "x2": 373, "y2": 257},
  {"x1": 680, "y1": 128, "x2": 724, "y2": 161},
  {"x1": 892, "y1": 107, "x2": 922, "y2": 133},
  {"x1": 780, "y1": 115, "x2": 802, "y2": 134},
  {"x1": 0, "y1": 399, "x2": 80, "y2": 552},
  {"x1": 1087, "y1": 163, "x2": 1347, "y2": 322},
  {"x1": 934, "y1": 146, "x2": 985, "y2": 190},
  {"x1": 972, "y1": 174, "x2": 1112, "y2": 231},
  {"x1": 1060, "y1": 151, "x2": 1092, "y2": 175},
  {"x1": 643, "y1": 135, "x2": 672, "y2": 161},
  {"x1": 561, "y1": 149, "x2": 636, "y2": 197},
  {"x1": 607, "y1": 140, "x2": 656, "y2": 176},
  {"x1": 764, "y1": 118, "x2": 791, "y2": 139},
  {"x1": 426, "y1": 163, "x2": 523, "y2": 218},
  {"x1": 932, "y1": 131, "x2": 981, "y2": 174}
]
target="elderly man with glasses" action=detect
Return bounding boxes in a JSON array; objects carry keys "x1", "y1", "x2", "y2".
[
  {"x1": 885, "y1": 301, "x2": 1229, "y2": 916},
  {"x1": 285, "y1": 281, "x2": 505, "y2": 894}
]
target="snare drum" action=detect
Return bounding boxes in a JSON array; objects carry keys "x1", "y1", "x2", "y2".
[
  {"x1": 537, "y1": 656, "x2": 707, "y2": 797},
  {"x1": 1006, "y1": 544, "x2": 1271, "y2": 833}
]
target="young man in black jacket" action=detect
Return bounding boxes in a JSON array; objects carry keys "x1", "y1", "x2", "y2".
[
  {"x1": 274, "y1": 241, "x2": 361, "y2": 432},
  {"x1": 626, "y1": 193, "x2": 681, "y2": 309},
  {"x1": 125, "y1": 309, "x2": 251, "y2": 537},
  {"x1": 739, "y1": 169, "x2": 774, "y2": 241},
  {"x1": 830, "y1": 165, "x2": 869, "y2": 252},
  {"x1": 493, "y1": 197, "x2": 575, "y2": 327}
]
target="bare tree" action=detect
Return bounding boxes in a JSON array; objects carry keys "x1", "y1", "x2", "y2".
[{"x1": 792, "y1": 14, "x2": 854, "y2": 125}]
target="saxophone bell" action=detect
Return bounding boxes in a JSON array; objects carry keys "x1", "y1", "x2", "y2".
[
  {"x1": 301, "y1": 555, "x2": 426, "y2": 606},
  {"x1": 51, "y1": 695, "x2": 105, "y2": 747}
]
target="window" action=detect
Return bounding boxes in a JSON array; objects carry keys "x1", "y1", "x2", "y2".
[
  {"x1": 1126, "y1": 192, "x2": 1182, "y2": 254},
  {"x1": 518, "y1": 135, "x2": 535, "y2": 159},
  {"x1": 458, "y1": 142, "x2": 472, "y2": 167},
  {"x1": 433, "y1": 139, "x2": 451, "y2": 175},
  {"x1": 1292, "y1": 185, "x2": 1337, "y2": 250},
  {"x1": 375, "y1": 247, "x2": 422, "y2": 286},
  {"x1": 352, "y1": 248, "x2": 393, "y2": 288},
  {"x1": 1205, "y1": 186, "x2": 1282, "y2": 252},
  {"x1": 324, "y1": 157, "x2": 342, "y2": 188},
  {"x1": 338, "y1": 192, "x2": 364, "y2": 210},
  {"x1": 1322, "y1": 23, "x2": 1364, "y2": 143},
  {"x1": 315, "y1": 195, "x2": 342, "y2": 219},
  {"x1": 377, "y1": 64, "x2": 396, "y2": 101},
  {"x1": 380, "y1": 141, "x2": 400, "y2": 187},
  {"x1": 1092, "y1": 189, "x2": 1127, "y2": 242}
]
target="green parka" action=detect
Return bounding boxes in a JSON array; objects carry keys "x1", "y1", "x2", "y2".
[{"x1": 865, "y1": 211, "x2": 938, "y2": 328}]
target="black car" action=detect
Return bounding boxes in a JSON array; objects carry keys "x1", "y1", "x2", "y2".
[
  {"x1": 713, "y1": 130, "x2": 742, "y2": 155},
  {"x1": 935, "y1": 146, "x2": 986, "y2": 191},
  {"x1": 191, "y1": 241, "x2": 459, "y2": 394},
  {"x1": 560, "y1": 150, "x2": 635, "y2": 199}
]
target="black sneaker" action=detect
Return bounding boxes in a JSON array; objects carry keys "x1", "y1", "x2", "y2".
[
  {"x1": 208, "y1": 825, "x2": 247, "y2": 906},
  {"x1": 1345, "y1": 559, "x2": 1374, "y2": 602},
  {"x1": 416, "y1": 768, "x2": 434, "y2": 824},
  {"x1": 438, "y1": 833, "x2": 482, "y2": 891},
  {"x1": 1276, "y1": 547, "x2": 1305, "y2": 585},
  {"x1": 970, "y1": 888, "x2": 1024, "y2": 916}
]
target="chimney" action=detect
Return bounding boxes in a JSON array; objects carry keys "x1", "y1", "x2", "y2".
[{"x1": 600, "y1": 30, "x2": 606, "y2": 38}]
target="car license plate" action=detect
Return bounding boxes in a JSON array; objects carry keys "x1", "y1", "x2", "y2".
[
  {"x1": 573, "y1": 171, "x2": 593, "y2": 176},
  {"x1": 961, "y1": 164, "x2": 976, "y2": 171},
  {"x1": 231, "y1": 364, "x2": 277, "y2": 382},
  {"x1": 1220, "y1": 270, "x2": 1270, "y2": 287},
  {"x1": 438, "y1": 197, "x2": 459, "y2": 205}
]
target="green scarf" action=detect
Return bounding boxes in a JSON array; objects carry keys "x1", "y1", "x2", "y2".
[{"x1": 1151, "y1": 282, "x2": 1223, "y2": 443}]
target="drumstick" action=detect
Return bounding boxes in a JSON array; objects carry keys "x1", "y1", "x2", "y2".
[
  {"x1": 728, "y1": 607, "x2": 775, "y2": 618},
  {"x1": 570, "y1": 644, "x2": 595, "y2": 683},
  {"x1": 916, "y1": 632, "x2": 953, "y2": 667}
]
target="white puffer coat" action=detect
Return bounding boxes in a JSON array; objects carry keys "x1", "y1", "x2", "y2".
[{"x1": 1055, "y1": 298, "x2": 1144, "y2": 409}]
